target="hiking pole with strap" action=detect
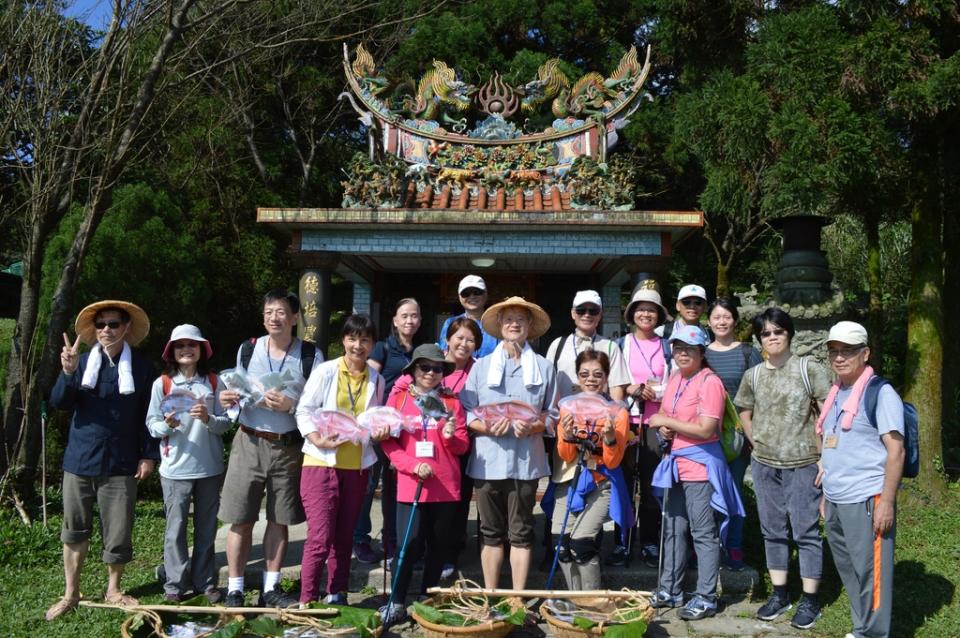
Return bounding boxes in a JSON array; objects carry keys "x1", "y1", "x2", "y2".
[
  {"x1": 545, "y1": 423, "x2": 597, "y2": 591},
  {"x1": 384, "y1": 478, "x2": 424, "y2": 618}
]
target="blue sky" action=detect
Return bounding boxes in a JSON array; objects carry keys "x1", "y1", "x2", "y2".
[{"x1": 63, "y1": 0, "x2": 114, "y2": 28}]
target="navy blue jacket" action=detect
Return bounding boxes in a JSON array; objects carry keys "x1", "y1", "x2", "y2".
[{"x1": 50, "y1": 349, "x2": 159, "y2": 477}]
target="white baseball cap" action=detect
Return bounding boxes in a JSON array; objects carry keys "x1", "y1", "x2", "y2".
[
  {"x1": 677, "y1": 284, "x2": 707, "y2": 301},
  {"x1": 827, "y1": 321, "x2": 868, "y2": 346},
  {"x1": 458, "y1": 275, "x2": 487, "y2": 294},
  {"x1": 572, "y1": 290, "x2": 602, "y2": 309}
]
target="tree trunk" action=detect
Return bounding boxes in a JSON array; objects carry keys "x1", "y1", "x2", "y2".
[
  {"x1": 864, "y1": 214, "x2": 883, "y2": 367},
  {"x1": 715, "y1": 261, "x2": 730, "y2": 298},
  {"x1": 904, "y1": 200, "x2": 945, "y2": 497}
]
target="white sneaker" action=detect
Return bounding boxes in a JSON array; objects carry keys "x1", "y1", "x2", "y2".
[
  {"x1": 844, "y1": 634, "x2": 855, "y2": 638},
  {"x1": 440, "y1": 564, "x2": 455, "y2": 579}
]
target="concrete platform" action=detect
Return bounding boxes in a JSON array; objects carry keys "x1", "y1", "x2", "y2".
[{"x1": 212, "y1": 496, "x2": 759, "y2": 596}]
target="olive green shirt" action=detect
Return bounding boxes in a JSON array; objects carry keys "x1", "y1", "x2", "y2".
[{"x1": 734, "y1": 354, "x2": 831, "y2": 469}]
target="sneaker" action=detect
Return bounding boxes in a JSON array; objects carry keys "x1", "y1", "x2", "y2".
[
  {"x1": 378, "y1": 601, "x2": 407, "y2": 625},
  {"x1": 756, "y1": 593, "x2": 792, "y2": 621},
  {"x1": 790, "y1": 598, "x2": 822, "y2": 629},
  {"x1": 164, "y1": 592, "x2": 185, "y2": 603},
  {"x1": 204, "y1": 588, "x2": 223, "y2": 604},
  {"x1": 386, "y1": 557, "x2": 396, "y2": 572},
  {"x1": 605, "y1": 545, "x2": 630, "y2": 567},
  {"x1": 259, "y1": 585, "x2": 298, "y2": 608},
  {"x1": 649, "y1": 588, "x2": 683, "y2": 609},
  {"x1": 677, "y1": 594, "x2": 717, "y2": 621},
  {"x1": 353, "y1": 541, "x2": 381, "y2": 564},
  {"x1": 324, "y1": 592, "x2": 348, "y2": 605},
  {"x1": 155, "y1": 564, "x2": 166, "y2": 585},
  {"x1": 440, "y1": 564, "x2": 455, "y2": 580},
  {"x1": 640, "y1": 543, "x2": 660, "y2": 568},
  {"x1": 224, "y1": 590, "x2": 245, "y2": 608}
]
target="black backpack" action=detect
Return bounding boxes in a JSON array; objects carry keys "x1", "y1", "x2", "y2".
[{"x1": 239, "y1": 337, "x2": 316, "y2": 378}]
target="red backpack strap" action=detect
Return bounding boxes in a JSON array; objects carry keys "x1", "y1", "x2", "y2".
[
  {"x1": 207, "y1": 372, "x2": 218, "y2": 393},
  {"x1": 161, "y1": 374, "x2": 172, "y2": 395}
]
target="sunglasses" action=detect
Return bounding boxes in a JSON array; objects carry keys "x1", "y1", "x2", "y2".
[
  {"x1": 828, "y1": 345, "x2": 866, "y2": 360},
  {"x1": 574, "y1": 306, "x2": 601, "y2": 316},
  {"x1": 680, "y1": 298, "x2": 705, "y2": 308},
  {"x1": 460, "y1": 288, "x2": 485, "y2": 297},
  {"x1": 94, "y1": 320, "x2": 123, "y2": 330},
  {"x1": 760, "y1": 329, "x2": 787, "y2": 338},
  {"x1": 577, "y1": 371, "x2": 605, "y2": 380},
  {"x1": 417, "y1": 363, "x2": 445, "y2": 375}
]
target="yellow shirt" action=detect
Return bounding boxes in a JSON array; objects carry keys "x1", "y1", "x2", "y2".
[{"x1": 303, "y1": 358, "x2": 368, "y2": 470}]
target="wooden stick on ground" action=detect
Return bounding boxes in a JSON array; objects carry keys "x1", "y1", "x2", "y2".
[
  {"x1": 426, "y1": 587, "x2": 652, "y2": 599},
  {"x1": 79, "y1": 601, "x2": 339, "y2": 616}
]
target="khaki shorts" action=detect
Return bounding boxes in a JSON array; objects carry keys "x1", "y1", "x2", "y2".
[
  {"x1": 474, "y1": 478, "x2": 538, "y2": 548},
  {"x1": 61, "y1": 472, "x2": 137, "y2": 564},
  {"x1": 218, "y1": 428, "x2": 305, "y2": 525}
]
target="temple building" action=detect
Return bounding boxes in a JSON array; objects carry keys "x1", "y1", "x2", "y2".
[{"x1": 257, "y1": 44, "x2": 702, "y2": 353}]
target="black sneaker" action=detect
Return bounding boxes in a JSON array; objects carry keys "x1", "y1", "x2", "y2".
[
  {"x1": 790, "y1": 598, "x2": 822, "y2": 629},
  {"x1": 224, "y1": 590, "x2": 245, "y2": 608},
  {"x1": 756, "y1": 593, "x2": 792, "y2": 621},
  {"x1": 605, "y1": 545, "x2": 630, "y2": 567},
  {"x1": 259, "y1": 584, "x2": 298, "y2": 608},
  {"x1": 639, "y1": 543, "x2": 660, "y2": 568}
]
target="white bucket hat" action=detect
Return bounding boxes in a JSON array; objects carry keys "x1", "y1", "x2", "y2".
[{"x1": 161, "y1": 324, "x2": 213, "y2": 361}]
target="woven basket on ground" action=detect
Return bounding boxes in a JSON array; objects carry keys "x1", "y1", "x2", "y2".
[
  {"x1": 539, "y1": 596, "x2": 654, "y2": 637},
  {"x1": 410, "y1": 595, "x2": 525, "y2": 638}
]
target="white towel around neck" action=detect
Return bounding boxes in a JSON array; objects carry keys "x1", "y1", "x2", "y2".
[
  {"x1": 486, "y1": 341, "x2": 543, "y2": 389},
  {"x1": 81, "y1": 341, "x2": 135, "y2": 395}
]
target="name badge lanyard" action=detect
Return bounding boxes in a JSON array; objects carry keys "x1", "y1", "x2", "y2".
[
  {"x1": 346, "y1": 376, "x2": 362, "y2": 415},
  {"x1": 267, "y1": 340, "x2": 292, "y2": 373},
  {"x1": 670, "y1": 375, "x2": 695, "y2": 416},
  {"x1": 630, "y1": 334, "x2": 662, "y2": 379}
]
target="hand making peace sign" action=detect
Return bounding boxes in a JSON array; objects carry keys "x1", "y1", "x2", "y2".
[{"x1": 61, "y1": 332, "x2": 81, "y2": 374}]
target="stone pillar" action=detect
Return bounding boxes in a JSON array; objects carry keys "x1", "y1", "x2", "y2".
[
  {"x1": 352, "y1": 281, "x2": 372, "y2": 316},
  {"x1": 299, "y1": 269, "x2": 332, "y2": 356},
  {"x1": 601, "y1": 283, "x2": 623, "y2": 339},
  {"x1": 293, "y1": 251, "x2": 339, "y2": 359}
]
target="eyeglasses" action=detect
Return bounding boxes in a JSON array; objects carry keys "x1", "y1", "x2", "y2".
[
  {"x1": 94, "y1": 320, "x2": 122, "y2": 330},
  {"x1": 574, "y1": 305, "x2": 601, "y2": 316},
  {"x1": 460, "y1": 288, "x2": 485, "y2": 297},
  {"x1": 760, "y1": 329, "x2": 787, "y2": 338},
  {"x1": 680, "y1": 298, "x2": 705, "y2": 308},
  {"x1": 828, "y1": 345, "x2": 866, "y2": 360},
  {"x1": 173, "y1": 341, "x2": 199, "y2": 349},
  {"x1": 577, "y1": 370, "x2": 605, "y2": 380},
  {"x1": 672, "y1": 345, "x2": 700, "y2": 356},
  {"x1": 417, "y1": 363, "x2": 445, "y2": 375}
]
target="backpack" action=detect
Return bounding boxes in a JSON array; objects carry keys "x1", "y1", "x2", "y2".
[
  {"x1": 239, "y1": 337, "x2": 316, "y2": 378},
  {"x1": 864, "y1": 376, "x2": 919, "y2": 479}
]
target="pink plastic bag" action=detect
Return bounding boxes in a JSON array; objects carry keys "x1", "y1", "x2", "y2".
[
  {"x1": 310, "y1": 409, "x2": 367, "y2": 445},
  {"x1": 558, "y1": 394, "x2": 619, "y2": 423},
  {"x1": 357, "y1": 406, "x2": 420, "y2": 438},
  {"x1": 473, "y1": 400, "x2": 540, "y2": 424}
]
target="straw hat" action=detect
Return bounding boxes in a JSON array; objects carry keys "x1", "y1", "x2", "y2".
[
  {"x1": 74, "y1": 300, "x2": 150, "y2": 347},
  {"x1": 481, "y1": 296, "x2": 551, "y2": 340}
]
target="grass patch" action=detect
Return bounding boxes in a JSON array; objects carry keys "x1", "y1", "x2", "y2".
[{"x1": 742, "y1": 480, "x2": 960, "y2": 637}]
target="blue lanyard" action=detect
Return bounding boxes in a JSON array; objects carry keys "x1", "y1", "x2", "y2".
[
  {"x1": 267, "y1": 340, "x2": 292, "y2": 373},
  {"x1": 630, "y1": 334, "x2": 662, "y2": 377},
  {"x1": 670, "y1": 375, "x2": 695, "y2": 414},
  {"x1": 421, "y1": 416, "x2": 430, "y2": 441}
]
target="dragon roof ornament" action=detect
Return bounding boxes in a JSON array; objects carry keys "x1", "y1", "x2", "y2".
[{"x1": 338, "y1": 43, "x2": 653, "y2": 211}]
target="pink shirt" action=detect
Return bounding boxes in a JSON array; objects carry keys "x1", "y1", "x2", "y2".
[
  {"x1": 382, "y1": 389, "x2": 469, "y2": 503},
  {"x1": 627, "y1": 334, "x2": 665, "y2": 424},
  {"x1": 662, "y1": 368, "x2": 724, "y2": 481}
]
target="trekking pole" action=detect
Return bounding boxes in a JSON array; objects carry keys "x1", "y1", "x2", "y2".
[
  {"x1": 385, "y1": 478, "x2": 424, "y2": 616},
  {"x1": 545, "y1": 433, "x2": 593, "y2": 591},
  {"x1": 655, "y1": 483, "x2": 670, "y2": 616},
  {"x1": 624, "y1": 428, "x2": 643, "y2": 565}
]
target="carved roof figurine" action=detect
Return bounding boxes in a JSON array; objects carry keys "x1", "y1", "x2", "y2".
[{"x1": 338, "y1": 43, "x2": 653, "y2": 212}]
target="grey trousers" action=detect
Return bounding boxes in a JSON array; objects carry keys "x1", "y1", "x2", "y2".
[
  {"x1": 161, "y1": 474, "x2": 223, "y2": 595},
  {"x1": 825, "y1": 498, "x2": 895, "y2": 638},
  {"x1": 61, "y1": 472, "x2": 137, "y2": 564},
  {"x1": 751, "y1": 459, "x2": 823, "y2": 579},
  {"x1": 551, "y1": 480, "x2": 611, "y2": 590},
  {"x1": 660, "y1": 481, "x2": 719, "y2": 599}
]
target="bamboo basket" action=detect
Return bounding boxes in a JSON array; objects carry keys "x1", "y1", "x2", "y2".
[
  {"x1": 410, "y1": 595, "x2": 526, "y2": 638},
  {"x1": 539, "y1": 597, "x2": 654, "y2": 638}
]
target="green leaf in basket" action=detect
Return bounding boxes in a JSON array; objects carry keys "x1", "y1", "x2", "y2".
[
  {"x1": 206, "y1": 619, "x2": 246, "y2": 638},
  {"x1": 502, "y1": 605, "x2": 527, "y2": 626},
  {"x1": 245, "y1": 616, "x2": 283, "y2": 636},
  {"x1": 573, "y1": 616, "x2": 599, "y2": 629},
  {"x1": 605, "y1": 619, "x2": 648, "y2": 638},
  {"x1": 128, "y1": 613, "x2": 146, "y2": 631},
  {"x1": 413, "y1": 600, "x2": 446, "y2": 624}
]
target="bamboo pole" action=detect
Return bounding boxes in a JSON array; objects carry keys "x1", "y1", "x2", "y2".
[
  {"x1": 79, "y1": 601, "x2": 339, "y2": 616},
  {"x1": 426, "y1": 587, "x2": 652, "y2": 599}
]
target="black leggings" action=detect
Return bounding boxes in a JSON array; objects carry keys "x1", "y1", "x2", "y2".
[{"x1": 392, "y1": 501, "x2": 459, "y2": 603}]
